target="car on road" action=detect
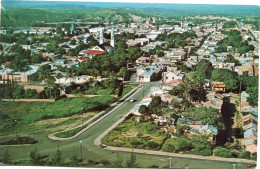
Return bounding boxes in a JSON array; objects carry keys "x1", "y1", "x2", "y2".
[
  {"x1": 129, "y1": 98, "x2": 135, "y2": 102},
  {"x1": 99, "y1": 144, "x2": 107, "y2": 148}
]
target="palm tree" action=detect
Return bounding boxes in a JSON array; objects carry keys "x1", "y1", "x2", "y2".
[
  {"x1": 55, "y1": 72, "x2": 63, "y2": 85},
  {"x1": 177, "y1": 77, "x2": 192, "y2": 102}
]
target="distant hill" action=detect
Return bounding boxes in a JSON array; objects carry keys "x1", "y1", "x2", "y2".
[
  {"x1": 3, "y1": 1, "x2": 260, "y2": 16},
  {"x1": 1, "y1": 1, "x2": 259, "y2": 28}
]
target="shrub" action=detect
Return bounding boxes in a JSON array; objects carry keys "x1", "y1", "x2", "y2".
[
  {"x1": 251, "y1": 152, "x2": 257, "y2": 160},
  {"x1": 162, "y1": 137, "x2": 193, "y2": 153},
  {"x1": 238, "y1": 151, "x2": 251, "y2": 159},
  {"x1": 214, "y1": 147, "x2": 233, "y2": 158},
  {"x1": 0, "y1": 136, "x2": 38, "y2": 145}
]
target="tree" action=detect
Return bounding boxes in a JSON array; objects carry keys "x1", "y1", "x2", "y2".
[
  {"x1": 12, "y1": 87, "x2": 25, "y2": 99},
  {"x1": 195, "y1": 59, "x2": 213, "y2": 79},
  {"x1": 55, "y1": 72, "x2": 64, "y2": 85},
  {"x1": 211, "y1": 69, "x2": 239, "y2": 92},
  {"x1": 139, "y1": 105, "x2": 149, "y2": 122},
  {"x1": 184, "y1": 107, "x2": 225, "y2": 130},
  {"x1": 70, "y1": 39, "x2": 76, "y2": 45},
  {"x1": 126, "y1": 151, "x2": 138, "y2": 167},
  {"x1": 3, "y1": 148, "x2": 11, "y2": 164},
  {"x1": 52, "y1": 146, "x2": 63, "y2": 166},
  {"x1": 148, "y1": 96, "x2": 162, "y2": 115},
  {"x1": 225, "y1": 54, "x2": 240, "y2": 66},
  {"x1": 30, "y1": 146, "x2": 42, "y2": 165}
]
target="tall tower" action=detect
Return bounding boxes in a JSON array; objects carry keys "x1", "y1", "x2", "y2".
[
  {"x1": 99, "y1": 28, "x2": 104, "y2": 45},
  {"x1": 110, "y1": 29, "x2": 115, "y2": 48}
]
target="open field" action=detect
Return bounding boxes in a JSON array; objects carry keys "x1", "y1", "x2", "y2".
[{"x1": 0, "y1": 96, "x2": 115, "y2": 136}]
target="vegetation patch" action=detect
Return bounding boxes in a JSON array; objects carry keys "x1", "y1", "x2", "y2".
[
  {"x1": 0, "y1": 96, "x2": 114, "y2": 135},
  {"x1": 102, "y1": 116, "x2": 169, "y2": 150},
  {"x1": 0, "y1": 136, "x2": 38, "y2": 145},
  {"x1": 54, "y1": 126, "x2": 85, "y2": 138}
]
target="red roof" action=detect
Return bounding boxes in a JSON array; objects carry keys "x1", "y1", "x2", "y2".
[
  {"x1": 85, "y1": 50, "x2": 105, "y2": 55},
  {"x1": 62, "y1": 36, "x2": 70, "y2": 40},
  {"x1": 169, "y1": 79, "x2": 183, "y2": 84},
  {"x1": 2, "y1": 62, "x2": 11, "y2": 67}
]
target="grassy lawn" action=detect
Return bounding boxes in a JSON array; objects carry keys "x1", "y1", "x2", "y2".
[
  {"x1": 0, "y1": 96, "x2": 115, "y2": 135},
  {"x1": 102, "y1": 115, "x2": 169, "y2": 150}
]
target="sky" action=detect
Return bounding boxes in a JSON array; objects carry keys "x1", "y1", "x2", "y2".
[{"x1": 6, "y1": 0, "x2": 260, "y2": 6}]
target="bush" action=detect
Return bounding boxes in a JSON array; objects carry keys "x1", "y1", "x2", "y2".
[
  {"x1": 0, "y1": 136, "x2": 38, "y2": 145},
  {"x1": 191, "y1": 141, "x2": 213, "y2": 156},
  {"x1": 238, "y1": 151, "x2": 251, "y2": 159},
  {"x1": 214, "y1": 147, "x2": 233, "y2": 158},
  {"x1": 251, "y1": 153, "x2": 257, "y2": 160},
  {"x1": 162, "y1": 137, "x2": 193, "y2": 153}
]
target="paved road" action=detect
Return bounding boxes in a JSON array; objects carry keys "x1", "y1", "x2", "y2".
[{"x1": 0, "y1": 81, "x2": 253, "y2": 168}]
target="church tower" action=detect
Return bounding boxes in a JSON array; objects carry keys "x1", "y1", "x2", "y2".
[
  {"x1": 110, "y1": 29, "x2": 115, "y2": 48},
  {"x1": 99, "y1": 28, "x2": 104, "y2": 45}
]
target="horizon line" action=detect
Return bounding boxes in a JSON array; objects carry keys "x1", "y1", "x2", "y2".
[{"x1": 4, "y1": 0, "x2": 260, "y2": 6}]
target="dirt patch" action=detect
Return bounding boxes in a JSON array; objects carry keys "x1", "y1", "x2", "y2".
[
  {"x1": 122, "y1": 130, "x2": 139, "y2": 137},
  {"x1": 34, "y1": 112, "x2": 96, "y2": 133}
]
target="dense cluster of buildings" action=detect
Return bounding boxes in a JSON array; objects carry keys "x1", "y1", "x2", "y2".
[{"x1": 0, "y1": 17, "x2": 259, "y2": 151}]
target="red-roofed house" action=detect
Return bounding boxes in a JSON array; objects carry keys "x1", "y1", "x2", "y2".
[
  {"x1": 84, "y1": 46, "x2": 107, "y2": 58},
  {"x1": 62, "y1": 36, "x2": 70, "y2": 40},
  {"x1": 1, "y1": 62, "x2": 11, "y2": 68}
]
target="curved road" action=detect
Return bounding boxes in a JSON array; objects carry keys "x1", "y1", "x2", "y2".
[{"x1": 0, "y1": 81, "x2": 253, "y2": 168}]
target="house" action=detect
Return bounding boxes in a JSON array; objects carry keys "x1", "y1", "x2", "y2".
[
  {"x1": 199, "y1": 124, "x2": 218, "y2": 135},
  {"x1": 203, "y1": 97, "x2": 223, "y2": 110},
  {"x1": 0, "y1": 66, "x2": 39, "y2": 83},
  {"x1": 161, "y1": 84, "x2": 174, "y2": 91},
  {"x1": 1, "y1": 62, "x2": 11, "y2": 69},
  {"x1": 137, "y1": 71, "x2": 155, "y2": 82},
  {"x1": 136, "y1": 56, "x2": 149, "y2": 65},
  {"x1": 150, "y1": 86, "x2": 164, "y2": 96},
  {"x1": 84, "y1": 45, "x2": 106, "y2": 58},
  {"x1": 245, "y1": 145, "x2": 257, "y2": 153},
  {"x1": 211, "y1": 82, "x2": 226, "y2": 92},
  {"x1": 244, "y1": 128, "x2": 256, "y2": 139},
  {"x1": 168, "y1": 125, "x2": 178, "y2": 133},
  {"x1": 162, "y1": 71, "x2": 184, "y2": 83}
]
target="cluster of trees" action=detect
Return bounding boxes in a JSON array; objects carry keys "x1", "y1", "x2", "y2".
[
  {"x1": 183, "y1": 107, "x2": 225, "y2": 130},
  {"x1": 217, "y1": 30, "x2": 254, "y2": 54},
  {"x1": 162, "y1": 134, "x2": 214, "y2": 156},
  {"x1": 159, "y1": 32, "x2": 197, "y2": 49},
  {"x1": 223, "y1": 21, "x2": 237, "y2": 28},
  {"x1": 139, "y1": 96, "x2": 167, "y2": 122},
  {"x1": 211, "y1": 68, "x2": 239, "y2": 92},
  {"x1": 224, "y1": 54, "x2": 240, "y2": 66},
  {"x1": 241, "y1": 72, "x2": 258, "y2": 106},
  {"x1": 11, "y1": 87, "x2": 40, "y2": 99},
  {"x1": 170, "y1": 71, "x2": 207, "y2": 103}
]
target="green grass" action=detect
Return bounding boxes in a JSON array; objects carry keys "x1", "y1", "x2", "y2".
[
  {"x1": 121, "y1": 86, "x2": 134, "y2": 97},
  {"x1": 54, "y1": 126, "x2": 85, "y2": 138},
  {"x1": 102, "y1": 116, "x2": 169, "y2": 150},
  {"x1": 0, "y1": 96, "x2": 115, "y2": 135}
]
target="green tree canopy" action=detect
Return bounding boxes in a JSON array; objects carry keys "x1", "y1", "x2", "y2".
[
  {"x1": 195, "y1": 59, "x2": 213, "y2": 79},
  {"x1": 211, "y1": 69, "x2": 239, "y2": 92}
]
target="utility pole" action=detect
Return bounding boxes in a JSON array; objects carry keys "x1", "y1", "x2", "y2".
[
  {"x1": 14, "y1": 119, "x2": 18, "y2": 139},
  {"x1": 169, "y1": 157, "x2": 172, "y2": 168},
  {"x1": 79, "y1": 140, "x2": 83, "y2": 162},
  {"x1": 81, "y1": 108, "x2": 84, "y2": 127},
  {"x1": 239, "y1": 77, "x2": 242, "y2": 115}
]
